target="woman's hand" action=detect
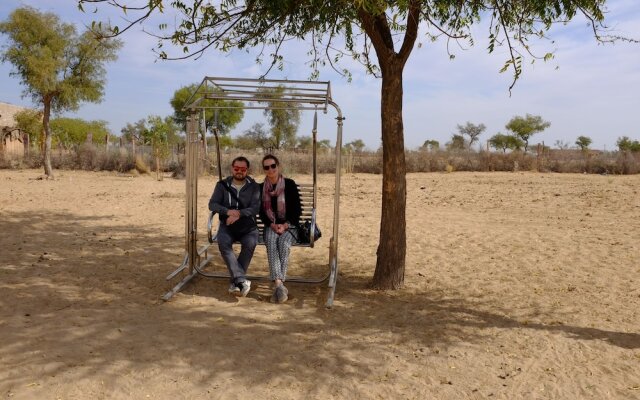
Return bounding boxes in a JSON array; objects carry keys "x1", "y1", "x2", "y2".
[{"x1": 271, "y1": 223, "x2": 288, "y2": 234}]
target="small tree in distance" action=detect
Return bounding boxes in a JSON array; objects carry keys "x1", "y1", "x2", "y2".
[
  {"x1": 344, "y1": 139, "x2": 366, "y2": 153},
  {"x1": 421, "y1": 140, "x2": 440, "y2": 151},
  {"x1": 488, "y1": 133, "x2": 510, "y2": 153},
  {"x1": 234, "y1": 123, "x2": 272, "y2": 151},
  {"x1": 258, "y1": 86, "x2": 301, "y2": 150},
  {"x1": 554, "y1": 140, "x2": 570, "y2": 150},
  {"x1": 446, "y1": 134, "x2": 466, "y2": 151},
  {"x1": 457, "y1": 122, "x2": 486, "y2": 150},
  {"x1": 505, "y1": 114, "x2": 550, "y2": 154},
  {"x1": 170, "y1": 83, "x2": 244, "y2": 136},
  {"x1": 13, "y1": 109, "x2": 43, "y2": 150},
  {"x1": 146, "y1": 115, "x2": 179, "y2": 181},
  {"x1": 575, "y1": 136, "x2": 592, "y2": 152},
  {"x1": 617, "y1": 136, "x2": 640, "y2": 152}
]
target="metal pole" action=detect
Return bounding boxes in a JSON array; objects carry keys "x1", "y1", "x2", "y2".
[
  {"x1": 326, "y1": 101, "x2": 344, "y2": 308},
  {"x1": 163, "y1": 111, "x2": 201, "y2": 300},
  {"x1": 213, "y1": 110, "x2": 222, "y2": 181},
  {"x1": 201, "y1": 109, "x2": 208, "y2": 155},
  {"x1": 310, "y1": 109, "x2": 318, "y2": 248}
]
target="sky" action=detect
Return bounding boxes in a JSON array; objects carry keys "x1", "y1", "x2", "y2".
[{"x1": 1, "y1": 0, "x2": 639, "y2": 151}]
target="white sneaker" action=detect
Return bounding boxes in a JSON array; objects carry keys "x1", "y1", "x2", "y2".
[
  {"x1": 228, "y1": 283, "x2": 240, "y2": 294},
  {"x1": 239, "y1": 280, "x2": 251, "y2": 297}
]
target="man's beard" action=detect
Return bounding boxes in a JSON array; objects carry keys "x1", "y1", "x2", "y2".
[{"x1": 233, "y1": 173, "x2": 246, "y2": 181}]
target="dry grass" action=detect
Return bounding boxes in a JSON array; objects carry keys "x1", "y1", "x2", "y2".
[{"x1": 2, "y1": 146, "x2": 639, "y2": 175}]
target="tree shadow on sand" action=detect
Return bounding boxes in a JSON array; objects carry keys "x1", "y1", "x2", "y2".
[{"x1": 1, "y1": 210, "x2": 638, "y2": 395}]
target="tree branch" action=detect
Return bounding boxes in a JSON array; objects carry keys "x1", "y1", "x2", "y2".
[{"x1": 397, "y1": 0, "x2": 420, "y2": 64}]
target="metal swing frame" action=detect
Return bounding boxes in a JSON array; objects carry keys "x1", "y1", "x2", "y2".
[{"x1": 162, "y1": 77, "x2": 344, "y2": 308}]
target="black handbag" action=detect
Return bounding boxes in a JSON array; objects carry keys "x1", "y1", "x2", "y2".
[
  {"x1": 219, "y1": 181, "x2": 257, "y2": 239},
  {"x1": 297, "y1": 220, "x2": 322, "y2": 243}
]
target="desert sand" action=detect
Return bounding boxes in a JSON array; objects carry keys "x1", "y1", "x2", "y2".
[{"x1": 1, "y1": 169, "x2": 639, "y2": 399}]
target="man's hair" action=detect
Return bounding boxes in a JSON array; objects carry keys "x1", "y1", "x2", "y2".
[
  {"x1": 231, "y1": 156, "x2": 250, "y2": 168},
  {"x1": 262, "y1": 154, "x2": 280, "y2": 166}
]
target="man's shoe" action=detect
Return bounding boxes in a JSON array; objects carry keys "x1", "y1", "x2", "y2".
[
  {"x1": 239, "y1": 280, "x2": 251, "y2": 297},
  {"x1": 228, "y1": 283, "x2": 240, "y2": 294}
]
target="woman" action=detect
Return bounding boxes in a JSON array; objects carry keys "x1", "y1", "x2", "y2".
[{"x1": 259, "y1": 154, "x2": 302, "y2": 303}]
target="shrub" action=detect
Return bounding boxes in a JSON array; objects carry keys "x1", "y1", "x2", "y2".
[{"x1": 3, "y1": 145, "x2": 640, "y2": 175}]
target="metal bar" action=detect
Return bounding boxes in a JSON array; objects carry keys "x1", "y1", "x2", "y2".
[
  {"x1": 206, "y1": 92, "x2": 329, "y2": 101},
  {"x1": 212, "y1": 84, "x2": 329, "y2": 94},
  {"x1": 195, "y1": 269, "x2": 330, "y2": 284},
  {"x1": 195, "y1": 105, "x2": 325, "y2": 111},
  {"x1": 165, "y1": 253, "x2": 189, "y2": 280},
  {"x1": 204, "y1": 76, "x2": 330, "y2": 86},
  {"x1": 197, "y1": 243, "x2": 211, "y2": 257},
  {"x1": 162, "y1": 267, "x2": 199, "y2": 301},
  {"x1": 214, "y1": 110, "x2": 222, "y2": 181},
  {"x1": 207, "y1": 87, "x2": 329, "y2": 95},
  {"x1": 310, "y1": 109, "x2": 318, "y2": 248}
]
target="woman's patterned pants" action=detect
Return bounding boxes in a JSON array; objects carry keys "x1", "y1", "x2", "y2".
[{"x1": 265, "y1": 226, "x2": 297, "y2": 281}]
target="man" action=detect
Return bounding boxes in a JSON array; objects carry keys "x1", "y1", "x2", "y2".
[{"x1": 208, "y1": 156, "x2": 260, "y2": 297}]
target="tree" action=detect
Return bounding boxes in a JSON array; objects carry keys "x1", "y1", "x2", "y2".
[
  {"x1": 554, "y1": 139, "x2": 570, "y2": 150},
  {"x1": 82, "y1": 0, "x2": 619, "y2": 289},
  {"x1": 421, "y1": 140, "x2": 440, "y2": 151},
  {"x1": 457, "y1": 122, "x2": 486, "y2": 150},
  {"x1": 1, "y1": 7, "x2": 121, "y2": 179},
  {"x1": 617, "y1": 136, "x2": 640, "y2": 152},
  {"x1": 505, "y1": 114, "x2": 551, "y2": 154},
  {"x1": 575, "y1": 136, "x2": 592, "y2": 151},
  {"x1": 258, "y1": 86, "x2": 301, "y2": 150},
  {"x1": 488, "y1": 133, "x2": 510, "y2": 153},
  {"x1": 344, "y1": 139, "x2": 367, "y2": 153},
  {"x1": 234, "y1": 123, "x2": 272, "y2": 151},
  {"x1": 121, "y1": 119, "x2": 147, "y2": 154},
  {"x1": 296, "y1": 136, "x2": 313, "y2": 152},
  {"x1": 318, "y1": 139, "x2": 333, "y2": 153},
  {"x1": 13, "y1": 109, "x2": 42, "y2": 149},
  {"x1": 50, "y1": 118, "x2": 110, "y2": 149},
  {"x1": 146, "y1": 115, "x2": 179, "y2": 180},
  {"x1": 506, "y1": 135, "x2": 525, "y2": 152},
  {"x1": 446, "y1": 134, "x2": 466, "y2": 151},
  {"x1": 170, "y1": 83, "x2": 244, "y2": 137}
]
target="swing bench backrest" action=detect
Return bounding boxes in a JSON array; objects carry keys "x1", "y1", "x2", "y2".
[{"x1": 208, "y1": 183, "x2": 317, "y2": 248}]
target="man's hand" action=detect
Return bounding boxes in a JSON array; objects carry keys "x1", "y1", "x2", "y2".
[{"x1": 226, "y1": 210, "x2": 240, "y2": 225}]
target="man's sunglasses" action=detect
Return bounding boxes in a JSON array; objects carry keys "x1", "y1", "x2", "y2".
[
  {"x1": 263, "y1": 163, "x2": 277, "y2": 170},
  {"x1": 233, "y1": 166, "x2": 247, "y2": 172}
]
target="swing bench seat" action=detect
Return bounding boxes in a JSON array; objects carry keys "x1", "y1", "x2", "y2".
[{"x1": 207, "y1": 183, "x2": 318, "y2": 248}]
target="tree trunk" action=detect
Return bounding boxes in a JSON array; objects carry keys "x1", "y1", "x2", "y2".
[
  {"x1": 372, "y1": 61, "x2": 407, "y2": 289},
  {"x1": 156, "y1": 155, "x2": 162, "y2": 181},
  {"x1": 42, "y1": 98, "x2": 54, "y2": 179}
]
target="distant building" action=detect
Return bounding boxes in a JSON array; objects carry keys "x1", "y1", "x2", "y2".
[{"x1": 0, "y1": 101, "x2": 31, "y2": 157}]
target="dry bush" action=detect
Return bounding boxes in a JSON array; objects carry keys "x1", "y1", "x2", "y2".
[
  {"x1": 134, "y1": 155, "x2": 150, "y2": 174},
  {"x1": 3, "y1": 145, "x2": 640, "y2": 175}
]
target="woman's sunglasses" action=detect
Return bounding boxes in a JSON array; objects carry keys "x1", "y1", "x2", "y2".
[{"x1": 263, "y1": 163, "x2": 277, "y2": 171}]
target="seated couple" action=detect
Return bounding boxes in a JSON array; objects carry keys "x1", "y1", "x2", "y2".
[{"x1": 208, "y1": 154, "x2": 302, "y2": 304}]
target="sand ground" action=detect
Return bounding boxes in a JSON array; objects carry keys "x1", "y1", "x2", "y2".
[{"x1": 1, "y1": 169, "x2": 639, "y2": 399}]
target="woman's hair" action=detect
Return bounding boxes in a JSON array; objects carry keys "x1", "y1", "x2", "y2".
[{"x1": 262, "y1": 154, "x2": 280, "y2": 166}]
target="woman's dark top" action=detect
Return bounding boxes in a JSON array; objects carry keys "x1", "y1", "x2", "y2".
[{"x1": 259, "y1": 178, "x2": 302, "y2": 227}]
